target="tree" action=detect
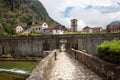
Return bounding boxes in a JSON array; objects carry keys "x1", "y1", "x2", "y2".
[{"x1": 2, "y1": 23, "x2": 16, "y2": 35}]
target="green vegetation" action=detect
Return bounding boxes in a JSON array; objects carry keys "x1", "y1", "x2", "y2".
[
  {"x1": 2, "y1": 23, "x2": 16, "y2": 35},
  {"x1": 0, "y1": 72, "x2": 28, "y2": 80},
  {"x1": 97, "y1": 40, "x2": 120, "y2": 64},
  {"x1": 64, "y1": 31, "x2": 78, "y2": 34},
  {"x1": 116, "y1": 30, "x2": 120, "y2": 33},
  {"x1": 30, "y1": 29, "x2": 40, "y2": 34},
  {"x1": 0, "y1": 61, "x2": 38, "y2": 72},
  {"x1": 1, "y1": 53, "x2": 12, "y2": 58},
  {"x1": 0, "y1": 0, "x2": 61, "y2": 27}
]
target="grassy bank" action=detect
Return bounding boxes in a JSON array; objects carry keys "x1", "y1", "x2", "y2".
[
  {"x1": 0, "y1": 61, "x2": 39, "y2": 72},
  {"x1": 0, "y1": 61, "x2": 39, "y2": 80}
]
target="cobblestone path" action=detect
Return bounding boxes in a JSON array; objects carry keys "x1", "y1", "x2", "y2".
[{"x1": 50, "y1": 52, "x2": 102, "y2": 80}]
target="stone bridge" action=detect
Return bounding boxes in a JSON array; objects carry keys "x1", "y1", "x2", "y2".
[{"x1": 26, "y1": 38, "x2": 120, "y2": 80}]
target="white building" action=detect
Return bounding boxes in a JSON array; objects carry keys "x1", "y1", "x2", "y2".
[
  {"x1": 82, "y1": 26, "x2": 103, "y2": 33},
  {"x1": 15, "y1": 26, "x2": 24, "y2": 33},
  {"x1": 25, "y1": 22, "x2": 48, "y2": 33},
  {"x1": 42, "y1": 26, "x2": 64, "y2": 35}
]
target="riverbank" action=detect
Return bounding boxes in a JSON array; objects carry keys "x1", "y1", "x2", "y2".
[
  {"x1": 0, "y1": 61, "x2": 39, "y2": 80},
  {"x1": 0, "y1": 61, "x2": 39, "y2": 72},
  {"x1": 0, "y1": 71, "x2": 29, "y2": 80}
]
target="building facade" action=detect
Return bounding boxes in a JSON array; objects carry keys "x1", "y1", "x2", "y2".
[
  {"x1": 42, "y1": 26, "x2": 64, "y2": 35},
  {"x1": 15, "y1": 26, "x2": 24, "y2": 33},
  {"x1": 107, "y1": 25, "x2": 120, "y2": 33},
  {"x1": 82, "y1": 26, "x2": 103, "y2": 33},
  {"x1": 82, "y1": 26, "x2": 93, "y2": 33},
  {"x1": 25, "y1": 22, "x2": 48, "y2": 33}
]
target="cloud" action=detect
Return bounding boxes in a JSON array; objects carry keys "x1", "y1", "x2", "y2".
[
  {"x1": 63, "y1": 6, "x2": 74, "y2": 17},
  {"x1": 39, "y1": 0, "x2": 120, "y2": 30}
]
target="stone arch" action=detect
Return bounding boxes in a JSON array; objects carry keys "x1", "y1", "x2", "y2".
[
  {"x1": 2, "y1": 46, "x2": 4, "y2": 54},
  {"x1": 43, "y1": 40, "x2": 50, "y2": 50}
]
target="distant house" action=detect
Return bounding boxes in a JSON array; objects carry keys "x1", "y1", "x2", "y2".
[
  {"x1": 15, "y1": 26, "x2": 24, "y2": 33},
  {"x1": 106, "y1": 25, "x2": 120, "y2": 33},
  {"x1": 42, "y1": 26, "x2": 64, "y2": 35},
  {"x1": 66, "y1": 28, "x2": 71, "y2": 32},
  {"x1": 106, "y1": 21, "x2": 120, "y2": 33},
  {"x1": 82, "y1": 26, "x2": 93, "y2": 33},
  {"x1": 82, "y1": 26, "x2": 103, "y2": 33},
  {"x1": 92, "y1": 27, "x2": 103, "y2": 33},
  {"x1": 25, "y1": 22, "x2": 48, "y2": 33}
]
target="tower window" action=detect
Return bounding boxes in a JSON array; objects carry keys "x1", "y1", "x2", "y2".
[{"x1": 72, "y1": 21, "x2": 75, "y2": 24}]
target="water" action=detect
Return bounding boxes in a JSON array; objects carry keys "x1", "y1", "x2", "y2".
[
  {"x1": 0, "y1": 68, "x2": 30, "y2": 74},
  {"x1": 0, "y1": 71, "x2": 29, "y2": 80}
]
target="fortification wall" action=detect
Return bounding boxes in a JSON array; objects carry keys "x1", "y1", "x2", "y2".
[{"x1": 0, "y1": 33, "x2": 119, "y2": 56}]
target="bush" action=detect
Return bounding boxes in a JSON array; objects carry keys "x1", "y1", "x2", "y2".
[
  {"x1": 2, "y1": 23, "x2": 16, "y2": 35},
  {"x1": 97, "y1": 40, "x2": 120, "y2": 64},
  {"x1": 1, "y1": 53, "x2": 12, "y2": 58}
]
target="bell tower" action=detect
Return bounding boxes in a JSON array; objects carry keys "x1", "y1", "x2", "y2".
[{"x1": 71, "y1": 19, "x2": 78, "y2": 32}]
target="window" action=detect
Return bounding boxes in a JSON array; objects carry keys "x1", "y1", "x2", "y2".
[
  {"x1": 39, "y1": 28, "x2": 41, "y2": 30},
  {"x1": 73, "y1": 21, "x2": 75, "y2": 24},
  {"x1": 44, "y1": 24, "x2": 46, "y2": 26}
]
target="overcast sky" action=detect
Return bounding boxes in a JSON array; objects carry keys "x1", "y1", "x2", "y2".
[{"x1": 39, "y1": 0, "x2": 120, "y2": 30}]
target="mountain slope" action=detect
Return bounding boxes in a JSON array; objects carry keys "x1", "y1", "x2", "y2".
[
  {"x1": 108, "y1": 21, "x2": 120, "y2": 26},
  {"x1": 0, "y1": 0, "x2": 61, "y2": 27}
]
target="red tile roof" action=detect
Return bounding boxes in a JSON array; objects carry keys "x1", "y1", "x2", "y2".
[
  {"x1": 43, "y1": 26, "x2": 64, "y2": 30},
  {"x1": 92, "y1": 27, "x2": 102, "y2": 30},
  {"x1": 31, "y1": 22, "x2": 44, "y2": 26},
  {"x1": 83, "y1": 26, "x2": 92, "y2": 30}
]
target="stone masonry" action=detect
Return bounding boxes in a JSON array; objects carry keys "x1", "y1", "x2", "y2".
[{"x1": 50, "y1": 51, "x2": 102, "y2": 80}]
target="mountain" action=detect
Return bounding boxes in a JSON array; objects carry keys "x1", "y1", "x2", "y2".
[
  {"x1": 108, "y1": 21, "x2": 120, "y2": 26},
  {"x1": 0, "y1": 0, "x2": 61, "y2": 27}
]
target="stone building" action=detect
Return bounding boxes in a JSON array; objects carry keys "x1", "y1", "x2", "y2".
[
  {"x1": 14, "y1": 25, "x2": 24, "y2": 33},
  {"x1": 25, "y1": 22, "x2": 48, "y2": 33},
  {"x1": 71, "y1": 19, "x2": 78, "y2": 32},
  {"x1": 42, "y1": 26, "x2": 64, "y2": 35},
  {"x1": 82, "y1": 26, "x2": 103, "y2": 33}
]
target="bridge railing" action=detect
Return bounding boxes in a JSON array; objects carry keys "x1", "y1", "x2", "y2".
[
  {"x1": 71, "y1": 48, "x2": 120, "y2": 80},
  {"x1": 26, "y1": 49, "x2": 60, "y2": 80}
]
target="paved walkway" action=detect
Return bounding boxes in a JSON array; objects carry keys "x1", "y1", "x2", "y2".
[{"x1": 50, "y1": 51, "x2": 102, "y2": 80}]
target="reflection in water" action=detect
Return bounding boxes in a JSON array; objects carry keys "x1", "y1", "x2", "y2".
[{"x1": 0, "y1": 68, "x2": 30, "y2": 74}]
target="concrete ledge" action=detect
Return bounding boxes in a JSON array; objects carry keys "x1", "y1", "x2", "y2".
[
  {"x1": 71, "y1": 49, "x2": 120, "y2": 80},
  {"x1": 26, "y1": 49, "x2": 59, "y2": 80}
]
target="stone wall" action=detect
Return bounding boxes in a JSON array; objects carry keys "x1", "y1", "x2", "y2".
[
  {"x1": 0, "y1": 33, "x2": 119, "y2": 56},
  {"x1": 0, "y1": 36, "x2": 60, "y2": 56},
  {"x1": 71, "y1": 49, "x2": 120, "y2": 80},
  {"x1": 77, "y1": 33, "x2": 120, "y2": 55},
  {"x1": 26, "y1": 49, "x2": 59, "y2": 80}
]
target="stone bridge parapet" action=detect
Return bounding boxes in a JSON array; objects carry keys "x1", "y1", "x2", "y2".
[
  {"x1": 26, "y1": 49, "x2": 60, "y2": 80},
  {"x1": 71, "y1": 49, "x2": 120, "y2": 80}
]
